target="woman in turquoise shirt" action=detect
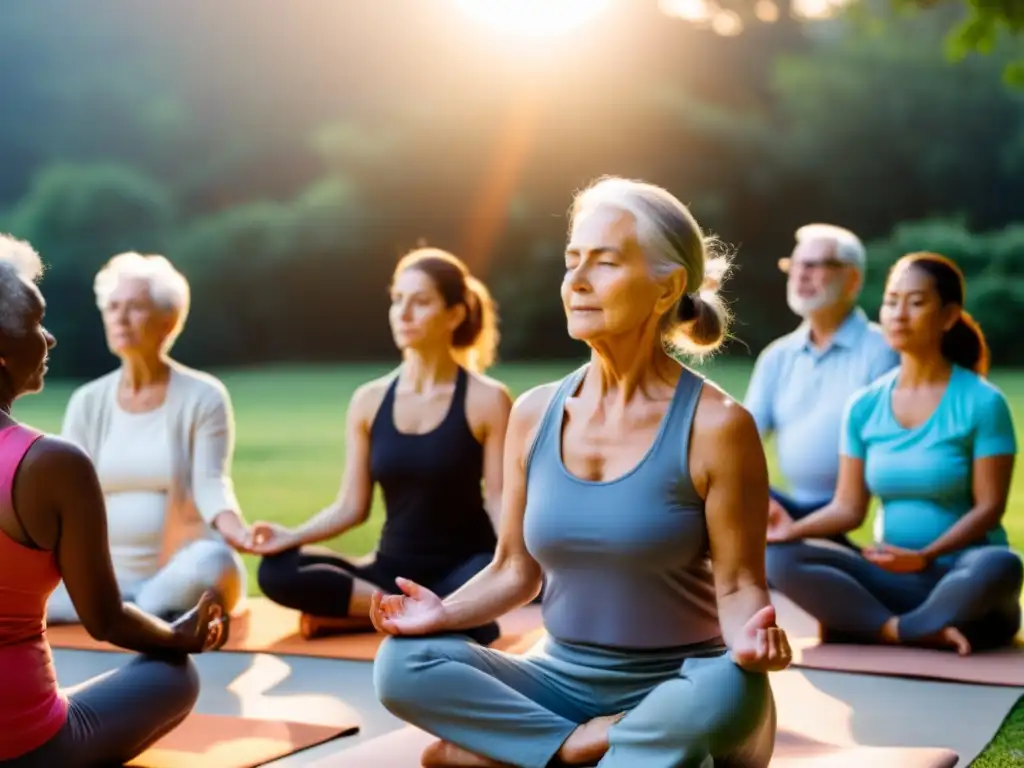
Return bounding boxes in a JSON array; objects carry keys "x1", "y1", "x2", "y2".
[{"x1": 767, "y1": 252, "x2": 1021, "y2": 655}]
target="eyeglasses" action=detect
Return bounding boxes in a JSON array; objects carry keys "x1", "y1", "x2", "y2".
[{"x1": 778, "y1": 257, "x2": 847, "y2": 273}]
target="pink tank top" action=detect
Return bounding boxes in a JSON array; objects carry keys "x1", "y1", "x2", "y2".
[{"x1": 0, "y1": 424, "x2": 69, "y2": 760}]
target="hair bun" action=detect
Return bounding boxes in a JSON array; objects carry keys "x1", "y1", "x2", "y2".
[{"x1": 677, "y1": 293, "x2": 699, "y2": 322}]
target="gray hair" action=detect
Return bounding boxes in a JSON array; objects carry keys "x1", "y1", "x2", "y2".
[
  {"x1": 570, "y1": 176, "x2": 732, "y2": 357},
  {"x1": 795, "y1": 223, "x2": 866, "y2": 272},
  {"x1": 94, "y1": 252, "x2": 191, "y2": 348},
  {"x1": 0, "y1": 234, "x2": 44, "y2": 337}
]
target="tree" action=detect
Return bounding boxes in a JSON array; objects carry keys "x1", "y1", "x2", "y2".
[
  {"x1": 861, "y1": 218, "x2": 1024, "y2": 365},
  {"x1": 657, "y1": 0, "x2": 1024, "y2": 83},
  {"x1": 898, "y1": 0, "x2": 1024, "y2": 83},
  {"x1": 764, "y1": 4, "x2": 1024, "y2": 235},
  {"x1": 2, "y1": 163, "x2": 176, "y2": 376}
]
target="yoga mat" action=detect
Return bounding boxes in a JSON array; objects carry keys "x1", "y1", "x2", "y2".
[
  {"x1": 770, "y1": 667, "x2": 1022, "y2": 766},
  {"x1": 311, "y1": 725, "x2": 959, "y2": 768},
  {"x1": 772, "y1": 591, "x2": 1024, "y2": 687},
  {"x1": 46, "y1": 598, "x2": 544, "y2": 661},
  {"x1": 127, "y1": 713, "x2": 357, "y2": 768}
]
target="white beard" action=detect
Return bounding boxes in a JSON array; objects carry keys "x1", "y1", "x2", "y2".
[{"x1": 787, "y1": 279, "x2": 845, "y2": 318}]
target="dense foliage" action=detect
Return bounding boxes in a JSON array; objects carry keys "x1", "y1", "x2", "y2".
[{"x1": 1, "y1": 1, "x2": 1021, "y2": 376}]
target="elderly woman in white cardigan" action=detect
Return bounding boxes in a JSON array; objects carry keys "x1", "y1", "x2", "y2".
[{"x1": 47, "y1": 252, "x2": 251, "y2": 623}]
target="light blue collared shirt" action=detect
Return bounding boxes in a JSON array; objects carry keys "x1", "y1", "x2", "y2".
[{"x1": 744, "y1": 307, "x2": 899, "y2": 504}]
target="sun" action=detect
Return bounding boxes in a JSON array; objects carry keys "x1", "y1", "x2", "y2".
[{"x1": 455, "y1": 0, "x2": 614, "y2": 38}]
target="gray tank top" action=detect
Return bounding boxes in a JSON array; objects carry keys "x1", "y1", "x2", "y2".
[{"x1": 523, "y1": 365, "x2": 721, "y2": 650}]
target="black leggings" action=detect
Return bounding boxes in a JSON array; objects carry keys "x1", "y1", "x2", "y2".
[
  {"x1": 258, "y1": 547, "x2": 500, "y2": 645},
  {"x1": 767, "y1": 540, "x2": 1023, "y2": 650},
  {"x1": 3, "y1": 655, "x2": 199, "y2": 767}
]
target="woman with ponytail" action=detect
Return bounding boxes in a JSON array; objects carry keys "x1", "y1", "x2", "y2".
[
  {"x1": 768, "y1": 252, "x2": 1021, "y2": 655},
  {"x1": 250, "y1": 247, "x2": 512, "y2": 644}
]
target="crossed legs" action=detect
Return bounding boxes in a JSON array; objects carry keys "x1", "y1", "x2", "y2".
[
  {"x1": 374, "y1": 634, "x2": 775, "y2": 768},
  {"x1": 767, "y1": 540, "x2": 1023, "y2": 651}
]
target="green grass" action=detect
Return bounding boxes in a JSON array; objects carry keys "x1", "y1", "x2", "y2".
[{"x1": 13, "y1": 360, "x2": 1024, "y2": 766}]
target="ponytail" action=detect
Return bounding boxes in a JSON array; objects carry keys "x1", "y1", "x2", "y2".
[
  {"x1": 897, "y1": 252, "x2": 990, "y2": 377},
  {"x1": 393, "y1": 246, "x2": 500, "y2": 374},
  {"x1": 669, "y1": 250, "x2": 731, "y2": 356},
  {"x1": 941, "y1": 311, "x2": 989, "y2": 377},
  {"x1": 452, "y1": 275, "x2": 499, "y2": 374}
]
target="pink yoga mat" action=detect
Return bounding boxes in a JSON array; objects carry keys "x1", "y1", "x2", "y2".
[
  {"x1": 314, "y1": 726, "x2": 959, "y2": 768},
  {"x1": 772, "y1": 592, "x2": 1024, "y2": 687}
]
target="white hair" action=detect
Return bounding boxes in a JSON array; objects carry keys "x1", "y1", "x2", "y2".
[
  {"x1": 795, "y1": 223, "x2": 866, "y2": 271},
  {"x1": 0, "y1": 234, "x2": 44, "y2": 336},
  {"x1": 94, "y1": 252, "x2": 191, "y2": 348},
  {"x1": 570, "y1": 176, "x2": 732, "y2": 356}
]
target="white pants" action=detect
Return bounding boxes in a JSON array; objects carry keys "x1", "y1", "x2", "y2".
[{"x1": 47, "y1": 539, "x2": 247, "y2": 624}]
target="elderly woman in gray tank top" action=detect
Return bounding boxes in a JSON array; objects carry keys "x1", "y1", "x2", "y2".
[{"x1": 369, "y1": 176, "x2": 792, "y2": 768}]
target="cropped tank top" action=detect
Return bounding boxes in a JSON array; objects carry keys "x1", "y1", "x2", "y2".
[
  {"x1": 370, "y1": 367, "x2": 498, "y2": 564},
  {"x1": 523, "y1": 365, "x2": 722, "y2": 650},
  {"x1": 0, "y1": 424, "x2": 68, "y2": 760}
]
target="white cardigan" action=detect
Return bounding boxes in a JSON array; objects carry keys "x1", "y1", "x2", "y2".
[{"x1": 61, "y1": 360, "x2": 241, "y2": 566}]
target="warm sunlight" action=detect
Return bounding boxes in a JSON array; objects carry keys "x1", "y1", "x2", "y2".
[{"x1": 455, "y1": 0, "x2": 614, "y2": 37}]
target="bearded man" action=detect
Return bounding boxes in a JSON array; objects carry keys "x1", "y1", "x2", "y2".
[{"x1": 745, "y1": 224, "x2": 898, "y2": 553}]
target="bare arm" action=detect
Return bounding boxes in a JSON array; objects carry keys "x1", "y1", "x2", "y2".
[
  {"x1": 27, "y1": 438, "x2": 198, "y2": 654},
  {"x1": 291, "y1": 384, "x2": 376, "y2": 545},
  {"x1": 921, "y1": 390, "x2": 1017, "y2": 560},
  {"x1": 469, "y1": 377, "x2": 513, "y2": 532},
  {"x1": 695, "y1": 392, "x2": 773, "y2": 649},
  {"x1": 920, "y1": 454, "x2": 1014, "y2": 561},
  {"x1": 783, "y1": 455, "x2": 871, "y2": 541},
  {"x1": 438, "y1": 385, "x2": 552, "y2": 630}
]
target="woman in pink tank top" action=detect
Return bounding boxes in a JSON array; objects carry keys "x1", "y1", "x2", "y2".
[{"x1": 0, "y1": 235, "x2": 228, "y2": 766}]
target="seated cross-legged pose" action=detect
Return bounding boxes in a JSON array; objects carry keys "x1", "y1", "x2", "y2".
[
  {"x1": 370, "y1": 177, "x2": 791, "y2": 768},
  {"x1": 47, "y1": 252, "x2": 251, "y2": 624},
  {"x1": 745, "y1": 224, "x2": 898, "y2": 553},
  {"x1": 767, "y1": 252, "x2": 1022, "y2": 655},
  {"x1": 0, "y1": 235, "x2": 226, "y2": 767},
  {"x1": 252, "y1": 248, "x2": 512, "y2": 643}
]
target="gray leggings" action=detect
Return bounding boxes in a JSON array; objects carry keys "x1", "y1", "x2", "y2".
[
  {"x1": 374, "y1": 633, "x2": 776, "y2": 768},
  {"x1": 767, "y1": 541, "x2": 1023, "y2": 648},
  {"x1": 2, "y1": 655, "x2": 199, "y2": 767}
]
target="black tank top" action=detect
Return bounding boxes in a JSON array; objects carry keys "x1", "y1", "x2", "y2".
[{"x1": 369, "y1": 367, "x2": 498, "y2": 565}]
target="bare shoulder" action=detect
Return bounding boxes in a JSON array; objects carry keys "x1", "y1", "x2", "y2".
[
  {"x1": 466, "y1": 370, "x2": 512, "y2": 402},
  {"x1": 348, "y1": 372, "x2": 397, "y2": 427},
  {"x1": 466, "y1": 370, "x2": 513, "y2": 415},
  {"x1": 19, "y1": 434, "x2": 96, "y2": 480},
  {"x1": 688, "y1": 378, "x2": 765, "y2": 498},
  {"x1": 509, "y1": 381, "x2": 561, "y2": 445},
  {"x1": 692, "y1": 377, "x2": 760, "y2": 449}
]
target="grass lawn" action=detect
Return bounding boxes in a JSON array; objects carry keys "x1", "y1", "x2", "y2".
[{"x1": 13, "y1": 360, "x2": 1024, "y2": 766}]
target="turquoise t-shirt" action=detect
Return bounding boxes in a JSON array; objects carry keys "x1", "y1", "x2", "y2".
[{"x1": 841, "y1": 365, "x2": 1017, "y2": 559}]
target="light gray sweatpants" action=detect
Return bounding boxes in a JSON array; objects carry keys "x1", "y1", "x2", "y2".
[
  {"x1": 47, "y1": 539, "x2": 247, "y2": 623},
  {"x1": 374, "y1": 633, "x2": 776, "y2": 768},
  {"x1": 2, "y1": 655, "x2": 199, "y2": 767}
]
